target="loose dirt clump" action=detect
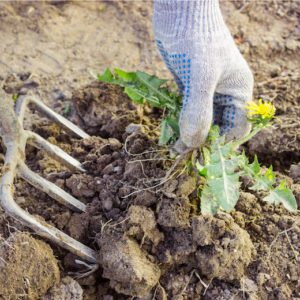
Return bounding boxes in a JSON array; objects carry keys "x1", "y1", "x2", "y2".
[
  {"x1": 43, "y1": 276, "x2": 83, "y2": 300},
  {"x1": 72, "y1": 81, "x2": 139, "y2": 140},
  {"x1": 0, "y1": 232, "x2": 60, "y2": 300},
  {"x1": 98, "y1": 228, "x2": 161, "y2": 297},
  {"x1": 192, "y1": 213, "x2": 255, "y2": 281}
]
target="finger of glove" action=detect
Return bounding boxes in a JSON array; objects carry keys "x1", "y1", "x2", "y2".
[
  {"x1": 213, "y1": 93, "x2": 227, "y2": 126},
  {"x1": 156, "y1": 40, "x2": 185, "y2": 92},
  {"x1": 214, "y1": 93, "x2": 251, "y2": 140},
  {"x1": 215, "y1": 60, "x2": 253, "y2": 140},
  {"x1": 222, "y1": 102, "x2": 251, "y2": 141},
  {"x1": 216, "y1": 58, "x2": 254, "y2": 104},
  {"x1": 180, "y1": 88, "x2": 214, "y2": 148},
  {"x1": 155, "y1": 40, "x2": 217, "y2": 148},
  {"x1": 172, "y1": 138, "x2": 191, "y2": 155}
]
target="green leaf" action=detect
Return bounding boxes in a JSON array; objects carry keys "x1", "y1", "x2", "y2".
[
  {"x1": 196, "y1": 160, "x2": 207, "y2": 177},
  {"x1": 98, "y1": 68, "x2": 114, "y2": 83},
  {"x1": 200, "y1": 138, "x2": 241, "y2": 214},
  {"x1": 249, "y1": 155, "x2": 261, "y2": 175},
  {"x1": 202, "y1": 147, "x2": 211, "y2": 165},
  {"x1": 242, "y1": 156, "x2": 275, "y2": 191},
  {"x1": 264, "y1": 184, "x2": 297, "y2": 212},
  {"x1": 124, "y1": 87, "x2": 144, "y2": 104},
  {"x1": 165, "y1": 116, "x2": 180, "y2": 136},
  {"x1": 209, "y1": 174, "x2": 240, "y2": 212},
  {"x1": 159, "y1": 118, "x2": 174, "y2": 145},
  {"x1": 115, "y1": 68, "x2": 137, "y2": 82},
  {"x1": 98, "y1": 68, "x2": 182, "y2": 144},
  {"x1": 201, "y1": 187, "x2": 219, "y2": 215},
  {"x1": 136, "y1": 71, "x2": 167, "y2": 89}
]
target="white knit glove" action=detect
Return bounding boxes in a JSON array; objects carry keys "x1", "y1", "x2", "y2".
[{"x1": 153, "y1": 0, "x2": 254, "y2": 152}]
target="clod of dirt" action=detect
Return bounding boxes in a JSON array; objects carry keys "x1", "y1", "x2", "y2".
[
  {"x1": 0, "y1": 232, "x2": 60, "y2": 299},
  {"x1": 66, "y1": 212, "x2": 90, "y2": 242},
  {"x1": 98, "y1": 229, "x2": 161, "y2": 297},
  {"x1": 157, "y1": 197, "x2": 191, "y2": 228},
  {"x1": 126, "y1": 205, "x2": 164, "y2": 246},
  {"x1": 66, "y1": 174, "x2": 96, "y2": 199},
  {"x1": 134, "y1": 191, "x2": 157, "y2": 207},
  {"x1": 43, "y1": 276, "x2": 83, "y2": 300},
  {"x1": 192, "y1": 213, "x2": 255, "y2": 281},
  {"x1": 157, "y1": 228, "x2": 195, "y2": 265},
  {"x1": 247, "y1": 124, "x2": 300, "y2": 171},
  {"x1": 73, "y1": 82, "x2": 138, "y2": 140}
]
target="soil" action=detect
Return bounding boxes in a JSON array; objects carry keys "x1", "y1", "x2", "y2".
[
  {"x1": 0, "y1": 1, "x2": 299, "y2": 300},
  {"x1": 0, "y1": 233, "x2": 60, "y2": 300}
]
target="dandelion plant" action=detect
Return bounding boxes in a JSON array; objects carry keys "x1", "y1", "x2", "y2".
[{"x1": 98, "y1": 68, "x2": 297, "y2": 215}]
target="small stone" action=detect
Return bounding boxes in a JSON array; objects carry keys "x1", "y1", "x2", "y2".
[{"x1": 126, "y1": 123, "x2": 145, "y2": 134}]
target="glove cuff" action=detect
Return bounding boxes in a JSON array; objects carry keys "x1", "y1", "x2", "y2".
[{"x1": 153, "y1": 0, "x2": 228, "y2": 39}]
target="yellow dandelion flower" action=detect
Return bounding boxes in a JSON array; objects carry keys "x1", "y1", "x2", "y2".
[{"x1": 246, "y1": 99, "x2": 276, "y2": 120}]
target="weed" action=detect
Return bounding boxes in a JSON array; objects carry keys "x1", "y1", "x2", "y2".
[{"x1": 99, "y1": 69, "x2": 297, "y2": 214}]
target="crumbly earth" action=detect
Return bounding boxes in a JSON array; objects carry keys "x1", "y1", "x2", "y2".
[
  {"x1": 0, "y1": 1, "x2": 299, "y2": 299},
  {"x1": 0, "y1": 233, "x2": 60, "y2": 300},
  {"x1": 43, "y1": 276, "x2": 83, "y2": 300}
]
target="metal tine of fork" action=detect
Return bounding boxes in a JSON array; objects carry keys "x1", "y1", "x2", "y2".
[
  {"x1": 27, "y1": 131, "x2": 85, "y2": 173},
  {"x1": 1, "y1": 177, "x2": 97, "y2": 262},
  {"x1": 16, "y1": 96, "x2": 90, "y2": 139},
  {"x1": 1, "y1": 94, "x2": 98, "y2": 263},
  {"x1": 19, "y1": 162, "x2": 86, "y2": 212},
  {"x1": 0, "y1": 143, "x2": 97, "y2": 262}
]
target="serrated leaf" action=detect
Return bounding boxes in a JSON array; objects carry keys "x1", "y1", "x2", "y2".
[
  {"x1": 98, "y1": 68, "x2": 114, "y2": 83},
  {"x1": 264, "y1": 186, "x2": 297, "y2": 212},
  {"x1": 265, "y1": 165, "x2": 275, "y2": 183},
  {"x1": 250, "y1": 155, "x2": 261, "y2": 175},
  {"x1": 208, "y1": 125, "x2": 221, "y2": 143},
  {"x1": 136, "y1": 71, "x2": 167, "y2": 89},
  {"x1": 200, "y1": 141, "x2": 240, "y2": 214},
  {"x1": 202, "y1": 147, "x2": 211, "y2": 165},
  {"x1": 242, "y1": 156, "x2": 275, "y2": 192}
]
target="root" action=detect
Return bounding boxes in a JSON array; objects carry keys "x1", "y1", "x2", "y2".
[
  {"x1": 100, "y1": 217, "x2": 130, "y2": 234},
  {"x1": 194, "y1": 270, "x2": 211, "y2": 296},
  {"x1": 124, "y1": 134, "x2": 169, "y2": 157},
  {"x1": 152, "y1": 281, "x2": 167, "y2": 300},
  {"x1": 121, "y1": 168, "x2": 181, "y2": 199},
  {"x1": 69, "y1": 260, "x2": 99, "y2": 279}
]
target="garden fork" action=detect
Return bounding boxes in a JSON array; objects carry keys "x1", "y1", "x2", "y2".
[{"x1": 0, "y1": 93, "x2": 98, "y2": 263}]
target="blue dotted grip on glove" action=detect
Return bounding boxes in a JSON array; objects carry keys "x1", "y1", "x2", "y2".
[
  {"x1": 156, "y1": 40, "x2": 191, "y2": 113},
  {"x1": 157, "y1": 40, "x2": 237, "y2": 136}
]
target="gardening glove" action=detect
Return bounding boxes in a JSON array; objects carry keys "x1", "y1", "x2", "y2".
[{"x1": 153, "y1": 0, "x2": 254, "y2": 151}]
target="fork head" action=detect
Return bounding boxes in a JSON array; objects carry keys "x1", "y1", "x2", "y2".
[{"x1": 0, "y1": 94, "x2": 98, "y2": 263}]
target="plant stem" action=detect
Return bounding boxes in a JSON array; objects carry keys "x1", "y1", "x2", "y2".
[{"x1": 233, "y1": 124, "x2": 265, "y2": 148}]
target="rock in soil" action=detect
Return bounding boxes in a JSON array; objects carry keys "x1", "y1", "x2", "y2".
[{"x1": 0, "y1": 232, "x2": 60, "y2": 299}]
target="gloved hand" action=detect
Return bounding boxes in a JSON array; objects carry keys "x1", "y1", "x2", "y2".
[{"x1": 153, "y1": 0, "x2": 254, "y2": 152}]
